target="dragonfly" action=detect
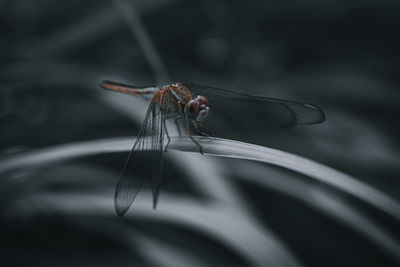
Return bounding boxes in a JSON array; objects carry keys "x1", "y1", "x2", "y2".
[{"x1": 101, "y1": 80, "x2": 325, "y2": 216}]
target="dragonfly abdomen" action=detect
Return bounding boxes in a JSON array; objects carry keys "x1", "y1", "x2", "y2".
[{"x1": 101, "y1": 80, "x2": 158, "y2": 96}]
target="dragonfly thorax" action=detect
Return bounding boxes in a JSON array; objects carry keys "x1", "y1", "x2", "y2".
[{"x1": 169, "y1": 83, "x2": 192, "y2": 103}]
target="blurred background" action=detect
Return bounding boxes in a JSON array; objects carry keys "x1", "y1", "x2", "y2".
[{"x1": 1, "y1": 0, "x2": 400, "y2": 266}]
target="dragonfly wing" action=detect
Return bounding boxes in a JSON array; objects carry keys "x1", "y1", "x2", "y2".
[
  {"x1": 150, "y1": 100, "x2": 166, "y2": 210},
  {"x1": 184, "y1": 83, "x2": 325, "y2": 138},
  {"x1": 114, "y1": 100, "x2": 165, "y2": 216}
]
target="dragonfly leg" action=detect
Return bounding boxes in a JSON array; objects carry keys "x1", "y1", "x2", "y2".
[
  {"x1": 192, "y1": 120, "x2": 213, "y2": 137},
  {"x1": 185, "y1": 119, "x2": 203, "y2": 154},
  {"x1": 174, "y1": 102, "x2": 184, "y2": 135},
  {"x1": 183, "y1": 105, "x2": 203, "y2": 154},
  {"x1": 174, "y1": 116, "x2": 182, "y2": 135}
]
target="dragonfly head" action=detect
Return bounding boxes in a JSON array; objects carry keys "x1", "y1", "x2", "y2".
[{"x1": 187, "y1": 95, "x2": 210, "y2": 122}]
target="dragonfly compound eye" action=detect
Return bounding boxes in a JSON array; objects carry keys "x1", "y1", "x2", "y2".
[
  {"x1": 195, "y1": 95, "x2": 209, "y2": 106},
  {"x1": 188, "y1": 100, "x2": 201, "y2": 114}
]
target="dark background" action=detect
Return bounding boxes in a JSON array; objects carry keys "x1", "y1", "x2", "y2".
[{"x1": 1, "y1": 0, "x2": 400, "y2": 266}]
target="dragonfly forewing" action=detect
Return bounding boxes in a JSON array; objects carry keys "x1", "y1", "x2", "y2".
[{"x1": 184, "y1": 83, "x2": 325, "y2": 138}]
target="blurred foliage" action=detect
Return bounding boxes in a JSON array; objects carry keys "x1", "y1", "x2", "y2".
[{"x1": 1, "y1": 0, "x2": 400, "y2": 266}]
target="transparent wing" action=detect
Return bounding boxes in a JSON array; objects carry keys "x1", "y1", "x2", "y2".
[
  {"x1": 184, "y1": 83, "x2": 325, "y2": 138},
  {"x1": 114, "y1": 99, "x2": 165, "y2": 216}
]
